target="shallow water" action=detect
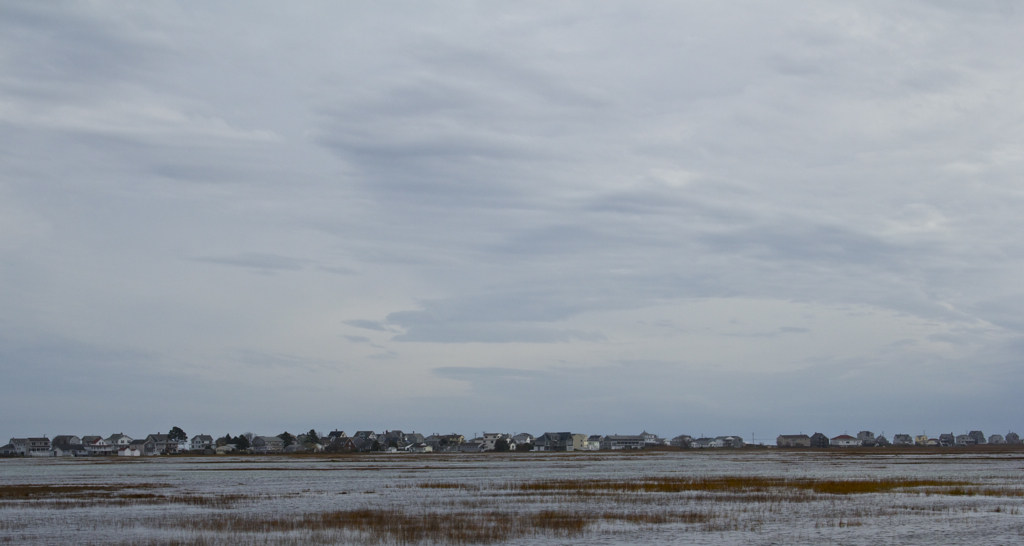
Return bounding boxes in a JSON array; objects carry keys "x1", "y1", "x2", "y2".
[{"x1": 2, "y1": 450, "x2": 1023, "y2": 545}]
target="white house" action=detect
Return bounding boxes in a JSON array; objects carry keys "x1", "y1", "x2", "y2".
[
  {"x1": 601, "y1": 435, "x2": 645, "y2": 450},
  {"x1": 83, "y1": 436, "x2": 114, "y2": 456},
  {"x1": 480, "y1": 433, "x2": 514, "y2": 451},
  {"x1": 830, "y1": 435, "x2": 861, "y2": 448},
  {"x1": 191, "y1": 435, "x2": 215, "y2": 451},
  {"x1": 106, "y1": 433, "x2": 133, "y2": 447}
]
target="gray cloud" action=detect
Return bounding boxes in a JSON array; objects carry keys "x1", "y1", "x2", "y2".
[
  {"x1": 2, "y1": 1, "x2": 1023, "y2": 437},
  {"x1": 190, "y1": 253, "x2": 309, "y2": 271},
  {"x1": 343, "y1": 320, "x2": 391, "y2": 332}
]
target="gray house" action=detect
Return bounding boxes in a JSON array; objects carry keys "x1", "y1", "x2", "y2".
[
  {"x1": 191, "y1": 435, "x2": 214, "y2": 450},
  {"x1": 670, "y1": 435, "x2": 693, "y2": 448},
  {"x1": 52, "y1": 436, "x2": 86, "y2": 457},
  {"x1": 809, "y1": 433, "x2": 830, "y2": 448},
  {"x1": 892, "y1": 434, "x2": 913, "y2": 446},
  {"x1": 145, "y1": 434, "x2": 174, "y2": 455},
  {"x1": 600, "y1": 435, "x2": 645, "y2": 450},
  {"x1": 252, "y1": 436, "x2": 285, "y2": 454},
  {"x1": 856, "y1": 431, "x2": 876, "y2": 447},
  {"x1": 776, "y1": 434, "x2": 811, "y2": 447},
  {"x1": 534, "y1": 432, "x2": 583, "y2": 451},
  {"x1": 968, "y1": 431, "x2": 986, "y2": 445}
]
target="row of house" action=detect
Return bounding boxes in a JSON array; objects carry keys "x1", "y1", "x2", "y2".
[
  {"x1": 777, "y1": 431, "x2": 1021, "y2": 448},
  {"x1": 15, "y1": 427, "x2": 1017, "y2": 457},
  {"x1": 0, "y1": 428, "x2": 757, "y2": 457},
  {"x1": 1, "y1": 433, "x2": 218, "y2": 457}
]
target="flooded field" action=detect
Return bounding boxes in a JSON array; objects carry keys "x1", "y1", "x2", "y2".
[{"x1": 2, "y1": 449, "x2": 1024, "y2": 545}]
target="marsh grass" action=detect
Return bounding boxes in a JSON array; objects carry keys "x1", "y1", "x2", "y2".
[
  {"x1": 0, "y1": 483, "x2": 166, "y2": 500},
  {"x1": 512, "y1": 476, "x2": 970, "y2": 495},
  {"x1": 147, "y1": 508, "x2": 597, "y2": 544},
  {"x1": 0, "y1": 484, "x2": 266, "y2": 509}
]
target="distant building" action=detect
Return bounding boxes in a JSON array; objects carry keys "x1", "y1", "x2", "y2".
[
  {"x1": 670, "y1": 435, "x2": 693, "y2": 448},
  {"x1": 144, "y1": 434, "x2": 174, "y2": 455},
  {"x1": 325, "y1": 430, "x2": 347, "y2": 442},
  {"x1": 458, "y1": 441, "x2": 485, "y2": 453},
  {"x1": 129, "y1": 439, "x2": 149, "y2": 455},
  {"x1": 939, "y1": 433, "x2": 956, "y2": 447},
  {"x1": 914, "y1": 434, "x2": 929, "y2": 446},
  {"x1": 874, "y1": 435, "x2": 890, "y2": 447},
  {"x1": 856, "y1": 431, "x2": 876, "y2": 447},
  {"x1": 476, "y1": 433, "x2": 515, "y2": 451},
  {"x1": 52, "y1": 436, "x2": 86, "y2": 457},
  {"x1": 83, "y1": 436, "x2": 114, "y2": 456},
  {"x1": 893, "y1": 434, "x2": 913, "y2": 446},
  {"x1": 955, "y1": 434, "x2": 976, "y2": 446},
  {"x1": 106, "y1": 433, "x2": 133, "y2": 447},
  {"x1": 968, "y1": 431, "x2": 986, "y2": 445},
  {"x1": 809, "y1": 433, "x2": 830, "y2": 448},
  {"x1": 988, "y1": 434, "x2": 1005, "y2": 445},
  {"x1": 776, "y1": 434, "x2": 811, "y2": 448},
  {"x1": 688, "y1": 434, "x2": 712, "y2": 446},
  {"x1": 191, "y1": 435, "x2": 214, "y2": 450},
  {"x1": 534, "y1": 432, "x2": 585, "y2": 452},
  {"x1": 831, "y1": 435, "x2": 860, "y2": 448},
  {"x1": 512, "y1": 433, "x2": 535, "y2": 446},
  {"x1": 25, "y1": 437, "x2": 52, "y2": 456},
  {"x1": 600, "y1": 435, "x2": 645, "y2": 450},
  {"x1": 1006, "y1": 432, "x2": 1021, "y2": 445},
  {"x1": 252, "y1": 436, "x2": 284, "y2": 454},
  {"x1": 639, "y1": 431, "x2": 664, "y2": 447}
]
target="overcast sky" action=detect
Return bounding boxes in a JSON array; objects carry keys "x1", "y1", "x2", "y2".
[{"x1": 2, "y1": 1, "x2": 1022, "y2": 442}]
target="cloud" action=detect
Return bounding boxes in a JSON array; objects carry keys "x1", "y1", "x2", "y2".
[
  {"x1": 190, "y1": 253, "x2": 309, "y2": 272},
  {"x1": 433, "y1": 366, "x2": 548, "y2": 382},
  {"x1": 2, "y1": 1, "x2": 1023, "y2": 437},
  {"x1": 343, "y1": 320, "x2": 391, "y2": 332}
]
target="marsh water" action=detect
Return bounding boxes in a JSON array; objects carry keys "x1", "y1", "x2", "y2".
[{"x1": 2, "y1": 450, "x2": 1023, "y2": 545}]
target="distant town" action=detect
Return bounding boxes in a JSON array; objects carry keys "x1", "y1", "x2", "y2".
[{"x1": 3, "y1": 428, "x2": 1021, "y2": 457}]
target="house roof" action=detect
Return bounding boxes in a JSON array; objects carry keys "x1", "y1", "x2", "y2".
[
  {"x1": 831, "y1": 435, "x2": 857, "y2": 440},
  {"x1": 193, "y1": 435, "x2": 214, "y2": 442}
]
